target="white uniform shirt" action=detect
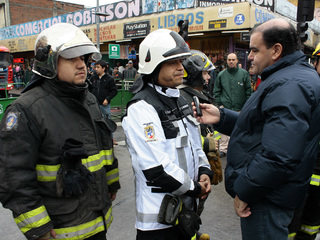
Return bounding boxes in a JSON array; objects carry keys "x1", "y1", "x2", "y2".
[{"x1": 122, "y1": 85, "x2": 210, "y2": 231}]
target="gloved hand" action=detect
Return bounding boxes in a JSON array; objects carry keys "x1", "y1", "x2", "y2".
[
  {"x1": 207, "y1": 151, "x2": 223, "y2": 185},
  {"x1": 56, "y1": 139, "x2": 93, "y2": 197},
  {"x1": 178, "y1": 205, "x2": 201, "y2": 239},
  {"x1": 203, "y1": 136, "x2": 217, "y2": 154}
]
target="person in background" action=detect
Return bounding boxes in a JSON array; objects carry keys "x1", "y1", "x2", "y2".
[
  {"x1": 192, "y1": 18, "x2": 320, "y2": 240},
  {"x1": 248, "y1": 65, "x2": 261, "y2": 91},
  {"x1": 122, "y1": 29, "x2": 213, "y2": 240},
  {"x1": 0, "y1": 23, "x2": 120, "y2": 240},
  {"x1": 117, "y1": 62, "x2": 125, "y2": 73},
  {"x1": 287, "y1": 42, "x2": 320, "y2": 240},
  {"x1": 179, "y1": 49, "x2": 223, "y2": 240},
  {"x1": 123, "y1": 59, "x2": 137, "y2": 80},
  {"x1": 91, "y1": 60, "x2": 118, "y2": 120},
  {"x1": 106, "y1": 62, "x2": 113, "y2": 76},
  {"x1": 213, "y1": 53, "x2": 252, "y2": 158},
  {"x1": 112, "y1": 66, "x2": 123, "y2": 83}
]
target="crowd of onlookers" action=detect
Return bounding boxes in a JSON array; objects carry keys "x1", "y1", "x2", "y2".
[
  {"x1": 87, "y1": 59, "x2": 137, "y2": 83},
  {"x1": 10, "y1": 63, "x2": 33, "y2": 89}
]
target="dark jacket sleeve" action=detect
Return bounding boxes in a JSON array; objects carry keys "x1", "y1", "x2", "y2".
[
  {"x1": 106, "y1": 76, "x2": 118, "y2": 103},
  {"x1": 0, "y1": 104, "x2": 54, "y2": 239},
  {"x1": 214, "y1": 108, "x2": 239, "y2": 136}
]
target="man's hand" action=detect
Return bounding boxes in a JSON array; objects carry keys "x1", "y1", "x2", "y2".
[
  {"x1": 109, "y1": 191, "x2": 117, "y2": 202},
  {"x1": 234, "y1": 195, "x2": 251, "y2": 218},
  {"x1": 192, "y1": 103, "x2": 220, "y2": 125},
  {"x1": 37, "y1": 229, "x2": 57, "y2": 240},
  {"x1": 103, "y1": 99, "x2": 108, "y2": 105},
  {"x1": 198, "y1": 174, "x2": 211, "y2": 199}
]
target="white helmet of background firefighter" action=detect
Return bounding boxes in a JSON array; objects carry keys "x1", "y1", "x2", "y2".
[
  {"x1": 33, "y1": 23, "x2": 101, "y2": 79},
  {"x1": 130, "y1": 29, "x2": 191, "y2": 93},
  {"x1": 182, "y1": 50, "x2": 215, "y2": 87}
]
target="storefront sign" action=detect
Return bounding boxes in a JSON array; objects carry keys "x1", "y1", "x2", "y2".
[
  {"x1": 209, "y1": 19, "x2": 227, "y2": 29},
  {"x1": 241, "y1": 32, "x2": 250, "y2": 41},
  {"x1": 198, "y1": 0, "x2": 274, "y2": 12},
  {"x1": 235, "y1": 14, "x2": 245, "y2": 25},
  {"x1": 109, "y1": 44, "x2": 120, "y2": 59},
  {"x1": 124, "y1": 21, "x2": 150, "y2": 38},
  {"x1": 218, "y1": 6, "x2": 234, "y2": 18}
]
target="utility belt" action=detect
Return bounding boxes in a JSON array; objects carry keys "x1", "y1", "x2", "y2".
[{"x1": 158, "y1": 194, "x2": 201, "y2": 240}]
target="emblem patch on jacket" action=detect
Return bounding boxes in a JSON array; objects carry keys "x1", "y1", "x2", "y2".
[
  {"x1": 144, "y1": 123, "x2": 157, "y2": 142},
  {"x1": 5, "y1": 112, "x2": 19, "y2": 130}
]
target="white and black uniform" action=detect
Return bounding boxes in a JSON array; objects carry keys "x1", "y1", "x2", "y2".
[{"x1": 122, "y1": 84, "x2": 212, "y2": 231}]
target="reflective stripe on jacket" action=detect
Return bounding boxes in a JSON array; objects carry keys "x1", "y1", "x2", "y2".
[{"x1": 0, "y1": 78, "x2": 120, "y2": 239}]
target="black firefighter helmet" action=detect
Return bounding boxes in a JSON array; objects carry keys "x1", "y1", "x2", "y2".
[{"x1": 182, "y1": 50, "x2": 215, "y2": 87}]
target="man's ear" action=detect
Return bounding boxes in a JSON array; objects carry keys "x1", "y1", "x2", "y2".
[{"x1": 272, "y1": 43, "x2": 283, "y2": 61}]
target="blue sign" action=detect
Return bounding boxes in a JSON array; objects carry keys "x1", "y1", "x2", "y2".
[{"x1": 234, "y1": 14, "x2": 245, "y2": 25}]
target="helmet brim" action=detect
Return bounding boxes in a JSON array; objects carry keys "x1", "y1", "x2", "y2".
[{"x1": 59, "y1": 45, "x2": 100, "y2": 59}]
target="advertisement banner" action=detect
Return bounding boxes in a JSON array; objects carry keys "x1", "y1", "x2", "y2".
[
  {"x1": 197, "y1": 0, "x2": 274, "y2": 12},
  {"x1": 124, "y1": 21, "x2": 150, "y2": 39},
  {"x1": 0, "y1": 0, "x2": 198, "y2": 41}
]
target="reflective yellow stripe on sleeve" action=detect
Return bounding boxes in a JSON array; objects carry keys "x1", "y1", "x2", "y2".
[
  {"x1": 191, "y1": 233, "x2": 197, "y2": 240},
  {"x1": 201, "y1": 135, "x2": 205, "y2": 149},
  {"x1": 36, "y1": 149, "x2": 114, "y2": 182},
  {"x1": 214, "y1": 131, "x2": 221, "y2": 140},
  {"x1": 310, "y1": 174, "x2": 320, "y2": 186},
  {"x1": 14, "y1": 205, "x2": 51, "y2": 234},
  {"x1": 54, "y1": 207, "x2": 113, "y2": 240},
  {"x1": 288, "y1": 232, "x2": 296, "y2": 240},
  {"x1": 300, "y1": 224, "x2": 320, "y2": 235},
  {"x1": 106, "y1": 168, "x2": 119, "y2": 185}
]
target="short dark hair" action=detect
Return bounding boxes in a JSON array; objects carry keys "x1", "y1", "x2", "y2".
[
  {"x1": 250, "y1": 20, "x2": 301, "y2": 57},
  {"x1": 95, "y1": 60, "x2": 107, "y2": 72}
]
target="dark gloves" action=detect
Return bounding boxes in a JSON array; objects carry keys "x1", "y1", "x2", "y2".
[{"x1": 56, "y1": 139, "x2": 93, "y2": 197}]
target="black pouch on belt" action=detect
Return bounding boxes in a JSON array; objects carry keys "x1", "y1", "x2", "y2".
[
  {"x1": 157, "y1": 194, "x2": 182, "y2": 225},
  {"x1": 56, "y1": 138, "x2": 93, "y2": 197}
]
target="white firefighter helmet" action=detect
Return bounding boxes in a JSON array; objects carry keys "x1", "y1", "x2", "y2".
[
  {"x1": 138, "y1": 29, "x2": 191, "y2": 75},
  {"x1": 33, "y1": 23, "x2": 101, "y2": 79}
]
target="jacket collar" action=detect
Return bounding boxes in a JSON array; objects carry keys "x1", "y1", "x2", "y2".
[
  {"x1": 226, "y1": 66, "x2": 239, "y2": 74},
  {"x1": 261, "y1": 51, "x2": 307, "y2": 80},
  {"x1": 147, "y1": 83, "x2": 180, "y2": 98},
  {"x1": 41, "y1": 77, "x2": 87, "y2": 100}
]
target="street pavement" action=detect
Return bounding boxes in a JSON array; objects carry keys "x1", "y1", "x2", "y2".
[{"x1": 0, "y1": 120, "x2": 319, "y2": 240}]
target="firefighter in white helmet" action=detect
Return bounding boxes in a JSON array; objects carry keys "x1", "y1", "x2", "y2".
[
  {"x1": 122, "y1": 29, "x2": 213, "y2": 240},
  {"x1": 0, "y1": 23, "x2": 120, "y2": 240}
]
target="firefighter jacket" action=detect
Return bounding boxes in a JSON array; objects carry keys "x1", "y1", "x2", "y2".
[
  {"x1": 215, "y1": 51, "x2": 320, "y2": 210},
  {"x1": 0, "y1": 77, "x2": 120, "y2": 240},
  {"x1": 213, "y1": 66, "x2": 252, "y2": 111},
  {"x1": 122, "y1": 84, "x2": 213, "y2": 231},
  {"x1": 311, "y1": 145, "x2": 320, "y2": 186},
  {"x1": 91, "y1": 73, "x2": 118, "y2": 105}
]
